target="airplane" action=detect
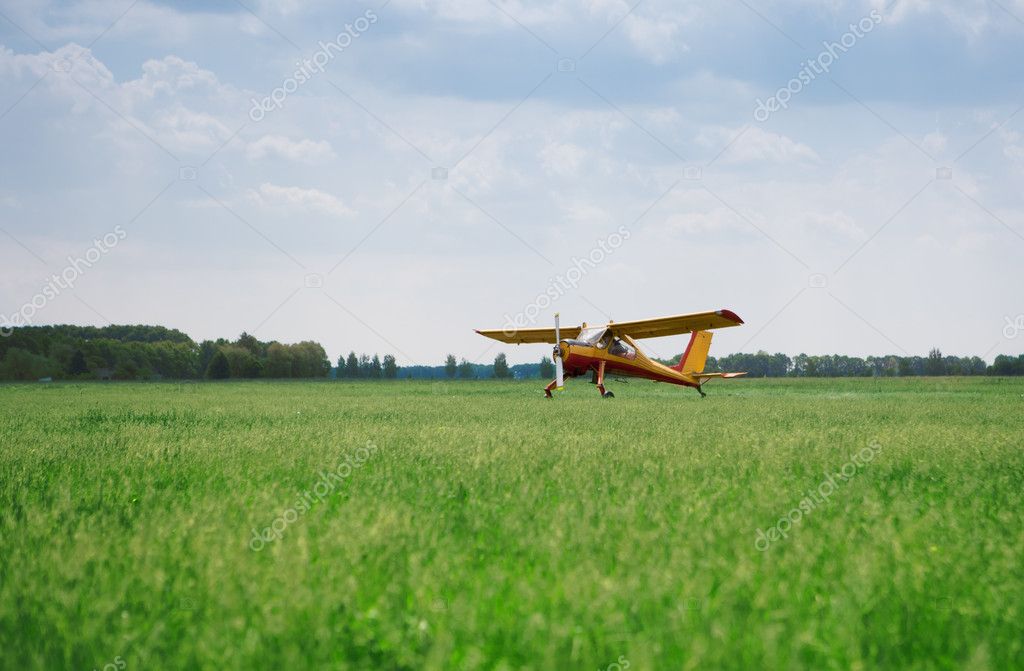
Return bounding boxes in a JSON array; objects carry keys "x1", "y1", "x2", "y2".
[{"x1": 476, "y1": 309, "x2": 747, "y2": 398}]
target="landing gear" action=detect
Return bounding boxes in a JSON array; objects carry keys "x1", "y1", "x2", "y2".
[
  {"x1": 544, "y1": 378, "x2": 558, "y2": 398},
  {"x1": 594, "y1": 360, "x2": 613, "y2": 398},
  {"x1": 696, "y1": 386, "x2": 707, "y2": 398}
]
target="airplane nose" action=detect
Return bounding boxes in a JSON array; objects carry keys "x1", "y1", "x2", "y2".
[{"x1": 557, "y1": 342, "x2": 569, "y2": 361}]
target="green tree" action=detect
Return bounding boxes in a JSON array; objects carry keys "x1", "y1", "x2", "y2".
[
  {"x1": 493, "y1": 353, "x2": 511, "y2": 379},
  {"x1": 235, "y1": 332, "x2": 263, "y2": 358},
  {"x1": 198, "y1": 340, "x2": 219, "y2": 376},
  {"x1": 926, "y1": 348, "x2": 946, "y2": 376},
  {"x1": 370, "y1": 354, "x2": 382, "y2": 379},
  {"x1": 205, "y1": 350, "x2": 230, "y2": 379},
  {"x1": 345, "y1": 352, "x2": 360, "y2": 379},
  {"x1": 382, "y1": 354, "x2": 398, "y2": 379},
  {"x1": 457, "y1": 358, "x2": 474, "y2": 379},
  {"x1": 290, "y1": 341, "x2": 331, "y2": 377},
  {"x1": 265, "y1": 342, "x2": 294, "y2": 378},
  {"x1": 445, "y1": 354, "x2": 457, "y2": 379},
  {"x1": 221, "y1": 345, "x2": 262, "y2": 378},
  {"x1": 539, "y1": 356, "x2": 554, "y2": 379},
  {"x1": 358, "y1": 354, "x2": 373, "y2": 378},
  {"x1": 0, "y1": 347, "x2": 57, "y2": 380},
  {"x1": 68, "y1": 349, "x2": 89, "y2": 376}
]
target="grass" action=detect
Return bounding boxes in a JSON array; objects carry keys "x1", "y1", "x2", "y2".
[{"x1": 1, "y1": 377, "x2": 1022, "y2": 670}]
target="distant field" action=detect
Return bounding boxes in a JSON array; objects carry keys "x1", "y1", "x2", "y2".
[{"x1": 1, "y1": 378, "x2": 1022, "y2": 670}]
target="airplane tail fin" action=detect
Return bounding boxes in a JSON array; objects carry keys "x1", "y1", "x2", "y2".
[{"x1": 672, "y1": 330, "x2": 713, "y2": 373}]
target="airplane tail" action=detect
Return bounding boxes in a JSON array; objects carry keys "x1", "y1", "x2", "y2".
[
  {"x1": 671, "y1": 331, "x2": 748, "y2": 381},
  {"x1": 672, "y1": 330, "x2": 713, "y2": 373}
]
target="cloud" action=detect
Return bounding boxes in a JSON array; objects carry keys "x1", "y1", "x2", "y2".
[
  {"x1": 623, "y1": 13, "x2": 690, "y2": 64},
  {"x1": 245, "y1": 135, "x2": 335, "y2": 163},
  {"x1": 124, "y1": 55, "x2": 222, "y2": 99},
  {"x1": 539, "y1": 141, "x2": 587, "y2": 177},
  {"x1": 663, "y1": 208, "x2": 741, "y2": 234},
  {"x1": 249, "y1": 183, "x2": 355, "y2": 217},
  {"x1": 700, "y1": 126, "x2": 820, "y2": 164},
  {"x1": 148, "y1": 105, "x2": 232, "y2": 153},
  {"x1": 797, "y1": 211, "x2": 865, "y2": 239},
  {"x1": 869, "y1": 0, "x2": 1024, "y2": 36},
  {"x1": 0, "y1": 45, "x2": 241, "y2": 157}
]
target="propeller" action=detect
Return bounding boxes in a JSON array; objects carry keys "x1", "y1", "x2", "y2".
[{"x1": 553, "y1": 312, "x2": 565, "y2": 391}]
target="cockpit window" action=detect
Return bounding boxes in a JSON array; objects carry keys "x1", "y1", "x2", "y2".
[
  {"x1": 609, "y1": 338, "x2": 636, "y2": 359},
  {"x1": 576, "y1": 326, "x2": 608, "y2": 346}
]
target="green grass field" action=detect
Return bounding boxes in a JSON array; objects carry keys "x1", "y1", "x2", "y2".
[{"x1": 1, "y1": 377, "x2": 1022, "y2": 670}]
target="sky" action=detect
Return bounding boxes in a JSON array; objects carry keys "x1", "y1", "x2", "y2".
[{"x1": 1, "y1": 0, "x2": 1023, "y2": 366}]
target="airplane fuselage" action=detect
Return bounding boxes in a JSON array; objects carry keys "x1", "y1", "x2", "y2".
[{"x1": 558, "y1": 335, "x2": 701, "y2": 388}]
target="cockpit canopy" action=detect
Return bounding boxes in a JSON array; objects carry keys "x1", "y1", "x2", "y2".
[
  {"x1": 575, "y1": 326, "x2": 608, "y2": 346},
  {"x1": 565, "y1": 326, "x2": 638, "y2": 360}
]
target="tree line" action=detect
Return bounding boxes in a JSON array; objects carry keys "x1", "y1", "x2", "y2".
[
  {"x1": 0, "y1": 326, "x2": 331, "y2": 381},
  {"x1": 2, "y1": 325, "x2": 1022, "y2": 381},
  {"x1": 695, "y1": 349, "x2": 1020, "y2": 377}
]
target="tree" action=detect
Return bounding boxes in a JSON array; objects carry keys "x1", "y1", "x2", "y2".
[
  {"x1": 539, "y1": 356, "x2": 554, "y2": 379},
  {"x1": 0, "y1": 347, "x2": 57, "y2": 380},
  {"x1": 205, "y1": 350, "x2": 230, "y2": 379},
  {"x1": 926, "y1": 348, "x2": 946, "y2": 376},
  {"x1": 345, "y1": 351, "x2": 360, "y2": 379},
  {"x1": 358, "y1": 354, "x2": 372, "y2": 378},
  {"x1": 493, "y1": 353, "x2": 511, "y2": 379},
  {"x1": 290, "y1": 341, "x2": 331, "y2": 377},
  {"x1": 382, "y1": 354, "x2": 398, "y2": 379},
  {"x1": 221, "y1": 345, "x2": 263, "y2": 378},
  {"x1": 236, "y1": 332, "x2": 263, "y2": 358},
  {"x1": 68, "y1": 349, "x2": 89, "y2": 376},
  {"x1": 266, "y1": 342, "x2": 294, "y2": 378},
  {"x1": 370, "y1": 354, "x2": 382, "y2": 379},
  {"x1": 198, "y1": 340, "x2": 219, "y2": 375},
  {"x1": 445, "y1": 354, "x2": 457, "y2": 379},
  {"x1": 457, "y1": 358, "x2": 475, "y2": 379}
]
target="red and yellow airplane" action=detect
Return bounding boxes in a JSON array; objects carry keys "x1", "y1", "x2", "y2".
[{"x1": 476, "y1": 309, "x2": 747, "y2": 398}]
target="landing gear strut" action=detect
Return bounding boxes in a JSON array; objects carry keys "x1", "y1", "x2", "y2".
[
  {"x1": 544, "y1": 378, "x2": 558, "y2": 398},
  {"x1": 696, "y1": 385, "x2": 707, "y2": 398},
  {"x1": 595, "y1": 360, "x2": 613, "y2": 398}
]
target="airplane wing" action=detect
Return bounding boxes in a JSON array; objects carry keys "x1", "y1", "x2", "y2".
[
  {"x1": 475, "y1": 326, "x2": 582, "y2": 344},
  {"x1": 608, "y1": 309, "x2": 744, "y2": 339}
]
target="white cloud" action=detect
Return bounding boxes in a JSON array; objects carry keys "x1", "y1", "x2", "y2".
[
  {"x1": 245, "y1": 135, "x2": 335, "y2": 163},
  {"x1": 664, "y1": 208, "x2": 740, "y2": 234},
  {"x1": 249, "y1": 183, "x2": 355, "y2": 217},
  {"x1": 148, "y1": 105, "x2": 232, "y2": 153},
  {"x1": 701, "y1": 126, "x2": 820, "y2": 164},
  {"x1": 869, "y1": 0, "x2": 1024, "y2": 36},
  {"x1": 539, "y1": 141, "x2": 587, "y2": 177},
  {"x1": 624, "y1": 13, "x2": 690, "y2": 64},
  {"x1": 797, "y1": 211, "x2": 865, "y2": 239}
]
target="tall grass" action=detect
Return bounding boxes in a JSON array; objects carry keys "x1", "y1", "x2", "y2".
[{"x1": 1, "y1": 378, "x2": 1021, "y2": 669}]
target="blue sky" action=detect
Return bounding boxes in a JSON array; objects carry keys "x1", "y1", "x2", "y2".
[{"x1": 1, "y1": 0, "x2": 1023, "y2": 365}]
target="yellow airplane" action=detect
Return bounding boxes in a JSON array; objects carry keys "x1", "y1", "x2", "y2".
[{"x1": 476, "y1": 309, "x2": 747, "y2": 398}]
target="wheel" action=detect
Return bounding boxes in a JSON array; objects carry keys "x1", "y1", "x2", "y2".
[{"x1": 602, "y1": 391, "x2": 615, "y2": 398}]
